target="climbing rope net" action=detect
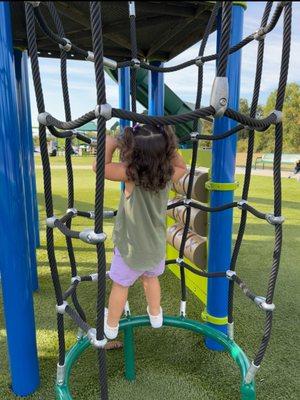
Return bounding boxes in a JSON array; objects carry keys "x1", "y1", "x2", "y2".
[{"x1": 24, "y1": 1, "x2": 292, "y2": 399}]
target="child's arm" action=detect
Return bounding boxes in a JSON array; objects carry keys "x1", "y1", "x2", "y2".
[
  {"x1": 92, "y1": 135, "x2": 129, "y2": 182},
  {"x1": 172, "y1": 151, "x2": 187, "y2": 183}
]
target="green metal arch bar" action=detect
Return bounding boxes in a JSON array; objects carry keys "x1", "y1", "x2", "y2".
[{"x1": 56, "y1": 315, "x2": 256, "y2": 400}]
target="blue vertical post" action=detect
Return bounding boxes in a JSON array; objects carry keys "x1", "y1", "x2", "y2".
[
  {"x1": 118, "y1": 66, "x2": 131, "y2": 130},
  {"x1": 14, "y1": 49, "x2": 39, "y2": 291},
  {"x1": 148, "y1": 61, "x2": 164, "y2": 116},
  {"x1": 118, "y1": 67, "x2": 131, "y2": 191},
  {"x1": 0, "y1": 2, "x2": 40, "y2": 395},
  {"x1": 205, "y1": 4, "x2": 245, "y2": 350}
]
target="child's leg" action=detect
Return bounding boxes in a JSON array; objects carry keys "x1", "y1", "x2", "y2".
[
  {"x1": 141, "y1": 275, "x2": 161, "y2": 316},
  {"x1": 107, "y1": 282, "x2": 129, "y2": 327}
]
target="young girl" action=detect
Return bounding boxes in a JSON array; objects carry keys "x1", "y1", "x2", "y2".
[{"x1": 94, "y1": 124, "x2": 186, "y2": 339}]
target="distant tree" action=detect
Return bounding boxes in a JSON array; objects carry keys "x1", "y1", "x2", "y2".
[{"x1": 256, "y1": 82, "x2": 300, "y2": 153}]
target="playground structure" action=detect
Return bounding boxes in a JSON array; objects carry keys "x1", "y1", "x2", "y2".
[{"x1": 0, "y1": 1, "x2": 292, "y2": 400}]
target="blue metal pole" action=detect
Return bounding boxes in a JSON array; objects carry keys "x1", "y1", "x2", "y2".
[
  {"x1": 22, "y1": 50, "x2": 40, "y2": 249},
  {"x1": 14, "y1": 49, "x2": 39, "y2": 291},
  {"x1": 0, "y1": 2, "x2": 40, "y2": 395},
  {"x1": 148, "y1": 61, "x2": 164, "y2": 116},
  {"x1": 118, "y1": 66, "x2": 131, "y2": 191},
  {"x1": 205, "y1": 4, "x2": 244, "y2": 350},
  {"x1": 118, "y1": 66, "x2": 131, "y2": 130}
]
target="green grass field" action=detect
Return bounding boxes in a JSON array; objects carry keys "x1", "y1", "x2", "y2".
[{"x1": 0, "y1": 156, "x2": 299, "y2": 400}]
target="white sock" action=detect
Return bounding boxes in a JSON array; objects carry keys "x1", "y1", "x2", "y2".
[
  {"x1": 147, "y1": 306, "x2": 163, "y2": 328},
  {"x1": 104, "y1": 308, "x2": 119, "y2": 339}
]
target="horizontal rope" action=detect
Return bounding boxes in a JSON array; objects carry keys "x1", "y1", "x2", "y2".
[{"x1": 39, "y1": 106, "x2": 278, "y2": 131}]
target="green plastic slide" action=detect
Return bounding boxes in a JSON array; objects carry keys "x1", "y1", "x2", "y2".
[{"x1": 105, "y1": 67, "x2": 195, "y2": 139}]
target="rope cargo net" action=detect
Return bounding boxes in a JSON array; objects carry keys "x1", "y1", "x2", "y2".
[{"x1": 24, "y1": 1, "x2": 292, "y2": 399}]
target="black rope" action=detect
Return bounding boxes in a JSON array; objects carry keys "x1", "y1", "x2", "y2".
[
  {"x1": 32, "y1": 1, "x2": 286, "y2": 75},
  {"x1": 25, "y1": 1, "x2": 66, "y2": 367},
  {"x1": 90, "y1": 2, "x2": 108, "y2": 399},
  {"x1": 254, "y1": 2, "x2": 291, "y2": 367}
]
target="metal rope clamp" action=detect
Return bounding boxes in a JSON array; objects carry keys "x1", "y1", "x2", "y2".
[
  {"x1": 79, "y1": 229, "x2": 107, "y2": 244},
  {"x1": 272, "y1": 110, "x2": 283, "y2": 124},
  {"x1": 265, "y1": 214, "x2": 285, "y2": 225},
  {"x1": 71, "y1": 276, "x2": 81, "y2": 284},
  {"x1": 226, "y1": 270, "x2": 236, "y2": 280},
  {"x1": 131, "y1": 58, "x2": 140, "y2": 69},
  {"x1": 86, "y1": 51, "x2": 94, "y2": 62},
  {"x1": 237, "y1": 200, "x2": 248, "y2": 210},
  {"x1": 66, "y1": 208, "x2": 77, "y2": 216},
  {"x1": 253, "y1": 27, "x2": 267, "y2": 41},
  {"x1": 244, "y1": 362, "x2": 260, "y2": 384},
  {"x1": 190, "y1": 132, "x2": 199, "y2": 142},
  {"x1": 210, "y1": 77, "x2": 229, "y2": 117},
  {"x1": 195, "y1": 56, "x2": 204, "y2": 67},
  {"x1": 176, "y1": 257, "x2": 184, "y2": 266},
  {"x1": 56, "y1": 363, "x2": 66, "y2": 386},
  {"x1": 59, "y1": 38, "x2": 72, "y2": 52},
  {"x1": 254, "y1": 296, "x2": 275, "y2": 312},
  {"x1": 87, "y1": 328, "x2": 107, "y2": 349},
  {"x1": 56, "y1": 301, "x2": 68, "y2": 314},
  {"x1": 26, "y1": 1, "x2": 40, "y2": 7},
  {"x1": 129, "y1": 1, "x2": 136, "y2": 16},
  {"x1": 95, "y1": 103, "x2": 112, "y2": 120},
  {"x1": 183, "y1": 198, "x2": 191, "y2": 207},
  {"x1": 38, "y1": 112, "x2": 51, "y2": 126},
  {"x1": 46, "y1": 216, "x2": 57, "y2": 228}
]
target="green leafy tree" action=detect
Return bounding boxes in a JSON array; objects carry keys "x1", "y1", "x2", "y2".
[{"x1": 256, "y1": 82, "x2": 300, "y2": 152}]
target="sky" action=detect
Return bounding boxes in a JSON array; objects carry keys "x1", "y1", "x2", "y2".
[{"x1": 28, "y1": 2, "x2": 300, "y2": 129}]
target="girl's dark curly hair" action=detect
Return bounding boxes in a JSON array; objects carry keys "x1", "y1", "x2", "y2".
[{"x1": 117, "y1": 124, "x2": 177, "y2": 192}]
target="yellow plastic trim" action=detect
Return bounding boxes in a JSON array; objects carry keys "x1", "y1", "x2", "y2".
[
  {"x1": 205, "y1": 180, "x2": 239, "y2": 191},
  {"x1": 201, "y1": 308, "x2": 228, "y2": 325}
]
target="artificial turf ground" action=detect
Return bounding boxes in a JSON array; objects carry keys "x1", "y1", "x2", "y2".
[{"x1": 0, "y1": 156, "x2": 299, "y2": 399}]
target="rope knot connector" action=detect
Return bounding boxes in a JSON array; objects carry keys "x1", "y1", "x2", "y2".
[
  {"x1": 56, "y1": 301, "x2": 68, "y2": 314},
  {"x1": 87, "y1": 328, "x2": 108, "y2": 349},
  {"x1": 210, "y1": 77, "x2": 229, "y2": 117},
  {"x1": 190, "y1": 132, "x2": 199, "y2": 141},
  {"x1": 46, "y1": 216, "x2": 57, "y2": 228},
  {"x1": 254, "y1": 296, "x2": 275, "y2": 312},
  {"x1": 79, "y1": 229, "x2": 107, "y2": 244},
  {"x1": 176, "y1": 257, "x2": 184, "y2": 266},
  {"x1": 272, "y1": 110, "x2": 283, "y2": 124},
  {"x1": 195, "y1": 56, "x2": 204, "y2": 67},
  {"x1": 86, "y1": 51, "x2": 94, "y2": 62},
  {"x1": 59, "y1": 38, "x2": 72, "y2": 52},
  {"x1": 253, "y1": 27, "x2": 267, "y2": 41},
  {"x1": 66, "y1": 208, "x2": 78, "y2": 216},
  {"x1": 38, "y1": 112, "x2": 51, "y2": 126},
  {"x1": 95, "y1": 103, "x2": 112, "y2": 120},
  {"x1": 237, "y1": 200, "x2": 248, "y2": 210},
  {"x1": 265, "y1": 214, "x2": 285, "y2": 225},
  {"x1": 226, "y1": 270, "x2": 236, "y2": 280},
  {"x1": 131, "y1": 58, "x2": 140, "y2": 69},
  {"x1": 71, "y1": 276, "x2": 81, "y2": 284}
]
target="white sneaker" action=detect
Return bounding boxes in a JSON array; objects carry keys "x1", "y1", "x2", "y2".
[
  {"x1": 147, "y1": 306, "x2": 163, "y2": 328},
  {"x1": 104, "y1": 308, "x2": 119, "y2": 339}
]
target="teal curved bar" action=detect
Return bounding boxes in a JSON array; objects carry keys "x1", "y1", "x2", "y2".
[{"x1": 56, "y1": 315, "x2": 256, "y2": 400}]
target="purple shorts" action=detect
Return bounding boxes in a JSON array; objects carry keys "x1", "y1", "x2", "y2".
[{"x1": 109, "y1": 248, "x2": 165, "y2": 287}]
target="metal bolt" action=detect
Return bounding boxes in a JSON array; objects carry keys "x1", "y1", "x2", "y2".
[{"x1": 220, "y1": 98, "x2": 227, "y2": 106}]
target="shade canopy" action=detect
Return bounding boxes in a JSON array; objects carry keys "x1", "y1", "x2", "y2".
[{"x1": 11, "y1": 1, "x2": 215, "y2": 62}]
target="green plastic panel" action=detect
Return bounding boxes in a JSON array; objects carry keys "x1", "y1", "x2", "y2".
[{"x1": 106, "y1": 67, "x2": 198, "y2": 140}]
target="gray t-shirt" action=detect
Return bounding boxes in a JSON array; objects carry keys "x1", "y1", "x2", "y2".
[{"x1": 113, "y1": 182, "x2": 171, "y2": 270}]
